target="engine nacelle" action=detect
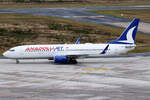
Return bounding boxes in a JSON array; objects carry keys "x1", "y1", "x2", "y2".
[{"x1": 54, "y1": 56, "x2": 68, "y2": 63}]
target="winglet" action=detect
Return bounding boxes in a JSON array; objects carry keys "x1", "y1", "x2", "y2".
[
  {"x1": 75, "y1": 36, "x2": 82, "y2": 44},
  {"x1": 101, "y1": 45, "x2": 109, "y2": 54}
]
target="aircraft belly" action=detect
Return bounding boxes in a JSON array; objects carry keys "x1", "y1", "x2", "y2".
[{"x1": 20, "y1": 51, "x2": 53, "y2": 59}]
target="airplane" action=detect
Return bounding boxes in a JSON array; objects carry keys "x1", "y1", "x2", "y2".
[{"x1": 3, "y1": 18, "x2": 139, "y2": 64}]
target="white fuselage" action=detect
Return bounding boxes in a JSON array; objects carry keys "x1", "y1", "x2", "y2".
[
  {"x1": 3, "y1": 43, "x2": 135, "y2": 59},
  {"x1": 2, "y1": 18, "x2": 139, "y2": 64}
]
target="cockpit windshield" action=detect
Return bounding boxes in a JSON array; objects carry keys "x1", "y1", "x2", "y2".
[{"x1": 9, "y1": 49, "x2": 15, "y2": 52}]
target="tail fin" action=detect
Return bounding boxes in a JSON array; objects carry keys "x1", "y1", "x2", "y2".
[{"x1": 109, "y1": 18, "x2": 140, "y2": 44}]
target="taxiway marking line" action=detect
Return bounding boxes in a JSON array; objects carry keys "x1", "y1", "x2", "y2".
[{"x1": 84, "y1": 68, "x2": 108, "y2": 71}]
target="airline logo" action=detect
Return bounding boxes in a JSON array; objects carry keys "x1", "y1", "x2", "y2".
[
  {"x1": 118, "y1": 26, "x2": 136, "y2": 43},
  {"x1": 25, "y1": 46, "x2": 64, "y2": 52}
]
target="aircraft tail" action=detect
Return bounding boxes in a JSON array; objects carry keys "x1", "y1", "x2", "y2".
[{"x1": 108, "y1": 18, "x2": 140, "y2": 44}]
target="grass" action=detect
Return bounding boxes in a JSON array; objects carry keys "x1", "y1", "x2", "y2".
[
  {"x1": 0, "y1": 13, "x2": 150, "y2": 55},
  {"x1": 90, "y1": 9, "x2": 150, "y2": 22},
  {"x1": 0, "y1": 1, "x2": 150, "y2": 8}
]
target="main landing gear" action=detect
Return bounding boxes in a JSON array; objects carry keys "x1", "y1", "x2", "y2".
[{"x1": 68, "y1": 57, "x2": 77, "y2": 64}]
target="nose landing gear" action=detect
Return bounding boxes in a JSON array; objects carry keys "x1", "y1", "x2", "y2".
[{"x1": 16, "y1": 59, "x2": 19, "y2": 64}]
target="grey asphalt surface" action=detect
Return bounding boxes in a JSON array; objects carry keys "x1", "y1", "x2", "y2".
[
  {"x1": 0, "y1": 6, "x2": 150, "y2": 35},
  {"x1": 0, "y1": 56, "x2": 150, "y2": 100}
]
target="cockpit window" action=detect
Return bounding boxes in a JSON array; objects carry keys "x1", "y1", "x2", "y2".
[{"x1": 9, "y1": 49, "x2": 15, "y2": 52}]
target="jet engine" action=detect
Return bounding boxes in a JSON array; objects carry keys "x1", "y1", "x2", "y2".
[
  {"x1": 54, "y1": 56, "x2": 77, "y2": 64},
  {"x1": 54, "y1": 56, "x2": 68, "y2": 63}
]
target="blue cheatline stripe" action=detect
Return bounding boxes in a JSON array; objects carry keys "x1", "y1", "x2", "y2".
[
  {"x1": 108, "y1": 42, "x2": 134, "y2": 44},
  {"x1": 101, "y1": 44, "x2": 109, "y2": 54}
]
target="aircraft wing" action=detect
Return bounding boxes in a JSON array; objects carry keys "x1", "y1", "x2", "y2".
[
  {"x1": 55, "y1": 51, "x2": 89, "y2": 58},
  {"x1": 54, "y1": 44, "x2": 110, "y2": 58},
  {"x1": 66, "y1": 54, "x2": 88, "y2": 58}
]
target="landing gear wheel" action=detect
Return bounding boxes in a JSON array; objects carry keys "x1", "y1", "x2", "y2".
[
  {"x1": 68, "y1": 58, "x2": 77, "y2": 64},
  {"x1": 71, "y1": 59, "x2": 77, "y2": 64}
]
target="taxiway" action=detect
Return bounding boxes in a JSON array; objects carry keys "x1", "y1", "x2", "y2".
[{"x1": 0, "y1": 56, "x2": 150, "y2": 100}]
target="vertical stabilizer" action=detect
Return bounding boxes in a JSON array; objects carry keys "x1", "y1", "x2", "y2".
[{"x1": 109, "y1": 19, "x2": 140, "y2": 44}]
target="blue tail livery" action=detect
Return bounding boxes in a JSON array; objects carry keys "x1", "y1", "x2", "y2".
[{"x1": 109, "y1": 19, "x2": 140, "y2": 44}]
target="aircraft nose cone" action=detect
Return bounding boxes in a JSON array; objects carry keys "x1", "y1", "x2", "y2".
[{"x1": 3, "y1": 52, "x2": 8, "y2": 57}]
